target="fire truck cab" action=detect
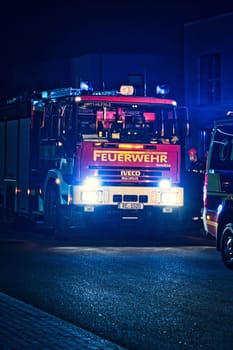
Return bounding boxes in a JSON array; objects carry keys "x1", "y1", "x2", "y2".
[
  {"x1": 202, "y1": 113, "x2": 233, "y2": 268},
  {"x1": 0, "y1": 85, "x2": 190, "y2": 238}
]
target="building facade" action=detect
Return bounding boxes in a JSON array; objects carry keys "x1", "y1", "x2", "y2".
[{"x1": 184, "y1": 12, "x2": 233, "y2": 157}]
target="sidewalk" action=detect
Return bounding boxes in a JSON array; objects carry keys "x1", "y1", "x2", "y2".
[{"x1": 0, "y1": 292, "x2": 126, "y2": 349}]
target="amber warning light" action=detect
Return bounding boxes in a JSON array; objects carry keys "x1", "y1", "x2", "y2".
[{"x1": 120, "y1": 85, "x2": 134, "y2": 96}]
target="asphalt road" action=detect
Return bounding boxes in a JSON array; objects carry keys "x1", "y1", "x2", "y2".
[{"x1": 0, "y1": 223, "x2": 232, "y2": 350}]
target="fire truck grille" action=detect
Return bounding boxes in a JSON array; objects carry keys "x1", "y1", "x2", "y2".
[
  {"x1": 89, "y1": 165, "x2": 169, "y2": 184},
  {"x1": 113, "y1": 194, "x2": 148, "y2": 203}
]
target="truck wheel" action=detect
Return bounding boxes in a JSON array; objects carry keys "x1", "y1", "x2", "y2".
[
  {"x1": 221, "y1": 224, "x2": 233, "y2": 269},
  {"x1": 44, "y1": 182, "x2": 67, "y2": 239}
]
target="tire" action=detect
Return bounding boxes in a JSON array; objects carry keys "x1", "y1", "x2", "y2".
[
  {"x1": 44, "y1": 182, "x2": 68, "y2": 240},
  {"x1": 221, "y1": 224, "x2": 233, "y2": 269}
]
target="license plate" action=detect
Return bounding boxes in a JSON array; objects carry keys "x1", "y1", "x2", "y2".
[{"x1": 119, "y1": 202, "x2": 144, "y2": 210}]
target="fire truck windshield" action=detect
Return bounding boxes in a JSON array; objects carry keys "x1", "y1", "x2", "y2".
[{"x1": 77, "y1": 102, "x2": 181, "y2": 144}]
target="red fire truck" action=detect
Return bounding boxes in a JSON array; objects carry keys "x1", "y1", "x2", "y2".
[
  {"x1": 0, "y1": 85, "x2": 190, "y2": 238},
  {"x1": 202, "y1": 113, "x2": 233, "y2": 268}
]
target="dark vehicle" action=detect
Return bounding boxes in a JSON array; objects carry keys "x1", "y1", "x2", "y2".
[{"x1": 202, "y1": 113, "x2": 233, "y2": 268}]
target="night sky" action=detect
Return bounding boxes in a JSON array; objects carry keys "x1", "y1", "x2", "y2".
[{"x1": 1, "y1": 0, "x2": 233, "y2": 96}]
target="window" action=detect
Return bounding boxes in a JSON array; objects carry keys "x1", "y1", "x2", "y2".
[
  {"x1": 200, "y1": 53, "x2": 221, "y2": 105},
  {"x1": 210, "y1": 126, "x2": 233, "y2": 171}
]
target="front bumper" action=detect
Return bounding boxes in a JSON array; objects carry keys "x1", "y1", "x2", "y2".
[{"x1": 70, "y1": 185, "x2": 184, "y2": 212}]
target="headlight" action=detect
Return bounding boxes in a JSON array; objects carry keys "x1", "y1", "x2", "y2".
[
  {"x1": 158, "y1": 179, "x2": 171, "y2": 189},
  {"x1": 217, "y1": 204, "x2": 223, "y2": 215},
  {"x1": 81, "y1": 177, "x2": 103, "y2": 203},
  {"x1": 83, "y1": 177, "x2": 101, "y2": 189}
]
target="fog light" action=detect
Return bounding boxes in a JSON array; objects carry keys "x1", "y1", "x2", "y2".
[
  {"x1": 161, "y1": 192, "x2": 177, "y2": 205},
  {"x1": 81, "y1": 190, "x2": 103, "y2": 203}
]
